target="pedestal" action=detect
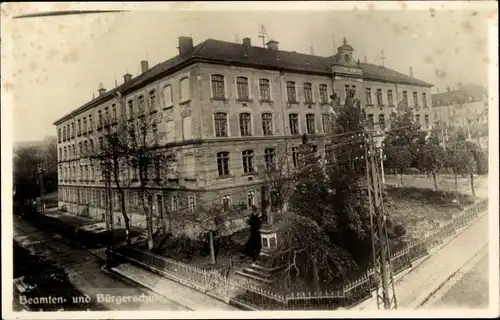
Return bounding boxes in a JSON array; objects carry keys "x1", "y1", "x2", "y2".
[{"x1": 235, "y1": 222, "x2": 285, "y2": 287}]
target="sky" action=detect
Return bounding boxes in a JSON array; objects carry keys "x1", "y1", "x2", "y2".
[{"x1": 5, "y1": 2, "x2": 495, "y2": 143}]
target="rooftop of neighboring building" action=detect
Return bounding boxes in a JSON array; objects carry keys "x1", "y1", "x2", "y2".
[
  {"x1": 432, "y1": 84, "x2": 487, "y2": 107},
  {"x1": 54, "y1": 37, "x2": 433, "y2": 126}
]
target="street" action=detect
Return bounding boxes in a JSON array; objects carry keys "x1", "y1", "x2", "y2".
[
  {"x1": 356, "y1": 211, "x2": 490, "y2": 310},
  {"x1": 421, "y1": 246, "x2": 489, "y2": 309},
  {"x1": 13, "y1": 216, "x2": 189, "y2": 311}
]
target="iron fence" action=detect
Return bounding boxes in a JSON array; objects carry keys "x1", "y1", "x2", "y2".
[{"x1": 109, "y1": 199, "x2": 487, "y2": 310}]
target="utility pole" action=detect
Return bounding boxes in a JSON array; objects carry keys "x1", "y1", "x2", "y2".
[
  {"x1": 365, "y1": 129, "x2": 397, "y2": 310},
  {"x1": 38, "y1": 163, "x2": 45, "y2": 214}
]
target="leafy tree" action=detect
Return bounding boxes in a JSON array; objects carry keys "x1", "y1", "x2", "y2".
[
  {"x1": 384, "y1": 100, "x2": 426, "y2": 180},
  {"x1": 272, "y1": 211, "x2": 354, "y2": 291},
  {"x1": 285, "y1": 94, "x2": 375, "y2": 287},
  {"x1": 446, "y1": 132, "x2": 483, "y2": 197},
  {"x1": 420, "y1": 131, "x2": 446, "y2": 190}
]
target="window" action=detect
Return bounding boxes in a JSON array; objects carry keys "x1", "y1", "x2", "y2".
[
  {"x1": 264, "y1": 148, "x2": 275, "y2": 170},
  {"x1": 367, "y1": 114, "x2": 374, "y2": 124},
  {"x1": 127, "y1": 100, "x2": 134, "y2": 118},
  {"x1": 259, "y1": 79, "x2": 271, "y2": 100},
  {"x1": 242, "y1": 150, "x2": 255, "y2": 174},
  {"x1": 286, "y1": 81, "x2": 297, "y2": 103},
  {"x1": 138, "y1": 95, "x2": 145, "y2": 113},
  {"x1": 131, "y1": 165, "x2": 138, "y2": 181},
  {"x1": 88, "y1": 116, "x2": 92, "y2": 132},
  {"x1": 247, "y1": 191, "x2": 255, "y2": 208},
  {"x1": 387, "y1": 90, "x2": 394, "y2": 106},
  {"x1": 217, "y1": 152, "x2": 230, "y2": 176},
  {"x1": 182, "y1": 116, "x2": 192, "y2": 140},
  {"x1": 365, "y1": 88, "x2": 372, "y2": 105},
  {"x1": 172, "y1": 196, "x2": 178, "y2": 211},
  {"x1": 58, "y1": 129, "x2": 61, "y2": 142},
  {"x1": 71, "y1": 123, "x2": 75, "y2": 137},
  {"x1": 402, "y1": 91, "x2": 408, "y2": 104},
  {"x1": 184, "y1": 154, "x2": 195, "y2": 177},
  {"x1": 292, "y1": 147, "x2": 299, "y2": 168},
  {"x1": 222, "y1": 195, "x2": 231, "y2": 211},
  {"x1": 304, "y1": 83, "x2": 313, "y2": 103},
  {"x1": 149, "y1": 90, "x2": 156, "y2": 111},
  {"x1": 376, "y1": 89, "x2": 383, "y2": 106},
  {"x1": 85, "y1": 165, "x2": 89, "y2": 181},
  {"x1": 422, "y1": 93, "x2": 428, "y2": 107},
  {"x1": 188, "y1": 196, "x2": 195, "y2": 212},
  {"x1": 424, "y1": 115, "x2": 429, "y2": 128},
  {"x1": 413, "y1": 92, "x2": 418, "y2": 106},
  {"x1": 59, "y1": 148, "x2": 62, "y2": 160},
  {"x1": 239, "y1": 113, "x2": 252, "y2": 136},
  {"x1": 155, "y1": 157, "x2": 161, "y2": 179},
  {"x1": 322, "y1": 114, "x2": 331, "y2": 133},
  {"x1": 319, "y1": 84, "x2": 328, "y2": 104},
  {"x1": 63, "y1": 147, "x2": 67, "y2": 161},
  {"x1": 98, "y1": 110, "x2": 103, "y2": 127},
  {"x1": 415, "y1": 114, "x2": 421, "y2": 124},
  {"x1": 104, "y1": 107, "x2": 109, "y2": 123},
  {"x1": 163, "y1": 85, "x2": 173, "y2": 107},
  {"x1": 236, "y1": 77, "x2": 249, "y2": 100},
  {"x1": 84, "y1": 141, "x2": 88, "y2": 155},
  {"x1": 78, "y1": 142, "x2": 82, "y2": 155},
  {"x1": 262, "y1": 113, "x2": 273, "y2": 136},
  {"x1": 211, "y1": 74, "x2": 225, "y2": 99},
  {"x1": 379, "y1": 114, "x2": 385, "y2": 130},
  {"x1": 289, "y1": 114, "x2": 299, "y2": 135},
  {"x1": 83, "y1": 117, "x2": 87, "y2": 134},
  {"x1": 77, "y1": 119, "x2": 82, "y2": 135},
  {"x1": 214, "y1": 113, "x2": 228, "y2": 137},
  {"x1": 90, "y1": 165, "x2": 94, "y2": 181},
  {"x1": 165, "y1": 121, "x2": 175, "y2": 142},
  {"x1": 306, "y1": 114, "x2": 315, "y2": 134},
  {"x1": 180, "y1": 77, "x2": 190, "y2": 101},
  {"x1": 152, "y1": 124, "x2": 158, "y2": 145}
]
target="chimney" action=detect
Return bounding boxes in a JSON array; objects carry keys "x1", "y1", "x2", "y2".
[
  {"x1": 446, "y1": 86, "x2": 451, "y2": 92},
  {"x1": 98, "y1": 87, "x2": 106, "y2": 96},
  {"x1": 123, "y1": 73, "x2": 132, "y2": 83},
  {"x1": 242, "y1": 37, "x2": 251, "y2": 47},
  {"x1": 140, "y1": 60, "x2": 149, "y2": 74},
  {"x1": 266, "y1": 40, "x2": 279, "y2": 51},
  {"x1": 178, "y1": 36, "x2": 194, "y2": 55},
  {"x1": 409, "y1": 66, "x2": 413, "y2": 77}
]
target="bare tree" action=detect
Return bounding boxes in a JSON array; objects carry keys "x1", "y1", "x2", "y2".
[
  {"x1": 192, "y1": 201, "x2": 246, "y2": 265},
  {"x1": 83, "y1": 105, "x2": 132, "y2": 245},
  {"x1": 119, "y1": 94, "x2": 175, "y2": 250},
  {"x1": 257, "y1": 143, "x2": 295, "y2": 225}
]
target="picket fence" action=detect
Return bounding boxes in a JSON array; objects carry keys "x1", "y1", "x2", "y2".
[{"x1": 109, "y1": 199, "x2": 488, "y2": 310}]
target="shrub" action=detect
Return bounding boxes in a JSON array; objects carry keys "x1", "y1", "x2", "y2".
[{"x1": 393, "y1": 224, "x2": 406, "y2": 238}]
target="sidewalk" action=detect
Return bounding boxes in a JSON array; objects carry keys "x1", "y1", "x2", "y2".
[
  {"x1": 354, "y1": 212, "x2": 488, "y2": 310},
  {"x1": 109, "y1": 263, "x2": 240, "y2": 311}
]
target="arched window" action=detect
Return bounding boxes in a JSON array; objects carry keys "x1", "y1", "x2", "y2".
[
  {"x1": 180, "y1": 78, "x2": 190, "y2": 101},
  {"x1": 217, "y1": 152, "x2": 230, "y2": 176},
  {"x1": 211, "y1": 74, "x2": 225, "y2": 99},
  {"x1": 163, "y1": 85, "x2": 173, "y2": 107},
  {"x1": 236, "y1": 76, "x2": 249, "y2": 100},
  {"x1": 214, "y1": 112, "x2": 228, "y2": 137},
  {"x1": 239, "y1": 113, "x2": 252, "y2": 136}
]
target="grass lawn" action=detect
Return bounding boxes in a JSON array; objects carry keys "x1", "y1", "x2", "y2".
[{"x1": 385, "y1": 186, "x2": 476, "y2": 242}]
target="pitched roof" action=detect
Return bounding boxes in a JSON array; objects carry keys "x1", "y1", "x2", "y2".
[
  {"x1": 432, "y1": 84, "x2": 487, "y2": 106},
  {"x1": 54, "y1": 38, "x2": 432, "y2": 125}
]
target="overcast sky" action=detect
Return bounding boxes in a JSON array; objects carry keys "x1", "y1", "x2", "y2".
[{"x1": 7, "y1": 3, "x2": 494, "y2": 143}]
